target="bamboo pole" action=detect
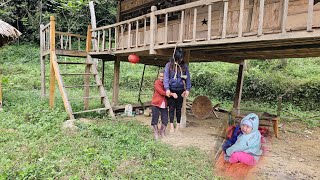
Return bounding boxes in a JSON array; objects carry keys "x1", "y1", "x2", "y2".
[{"x1": 49, "y1": 16, "x2": 56, "y2": 108}]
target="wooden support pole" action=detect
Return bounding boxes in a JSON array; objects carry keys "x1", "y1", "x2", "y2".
[
  {"x1": 60, "y1": 35, "x2": 63, "y2": 49},
  {"x1": 222, "y1": 1, "x2": 228, "y2": 39},
  {"x1": 84, "y1": 25, "x2": 93, "y2": 110},
  {"x1": 115, "y1": 27, "x2": 118, "y2": 50},
  {"x1": 112, "y1": 57, "x2": 120, "y2": 106},
  {"x1": 89, "y1": 1, "x2": 98, "y2": 51},
  {"x1": 97, "y1": 31, "x2": 100, "y2": 52},
  {"x1": 238, "y1": 0, "x2": 244, "y2": 37},
  {"x1": 181, "y1": 50, "x2": 190, "y2": 128},
  {"x1": 150, "y1": 6, "x2": 157, "y2": 54},
  {"x1": 258, "y1": 0, "x2": 265, "y2": 36},
  {"x1": 165, "y1": 13, "x2": 168, "y2": 44},
  {"x1": 68, "y1": 36, "x2": 71, "y2": 50},
  {"x1": 179, "y1": 10, "x2": 185, "y2": 42},
  {"x1": 136, "y1": 20, "x2": 139, "y2": 48},
  {"x1": 102, "y1": 60, "x2": 105, "y2": 85},
  {"x1": 49, "y1": 16, "x2": 56, "y2": 108},
  {"x1": 281, "y1": 0, "x2": 289, "y2": 33},
  {"x1": 192, "y1": 8, "x2": 197, "y2": 41},
  {"x1": 40, "y1": 24, "x2": 46, "y2": 98},
  {"x1": 207, "y1": 4, "x2": 212, "y2": 41},
  {"x1": 307, "y1": 0, "x2": 314, "y2": 32},
  {"x1": 144, "y1": 18, "x2": 147, "y2": 46},
  {"x1": 233, "y1": 60, "x2": 245, "y2": 115},
  {"x1": 121, "y1": 25, "x2": 124, "y2": 49},
  {"x1": 102, "y1": 30, "x2": 105, "y2": 51},
  {"x1": 128, "y1": 22, "x2": 131, "y2": 49},
  {"x1": 108, "y1": 28, "x2": 111, "y2": 50},
  {"x1": 78, "y1": 38, "x2": 81, "y2": 50}
]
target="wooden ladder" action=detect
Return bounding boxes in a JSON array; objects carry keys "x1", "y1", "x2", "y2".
[{"x1": 51, "y1": 53, "x2": 115, "y2": 119}]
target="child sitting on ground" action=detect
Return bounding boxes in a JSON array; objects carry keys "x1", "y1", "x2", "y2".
[{"x1": 224, "y1": 113, "x2": 263, "y2": 166}]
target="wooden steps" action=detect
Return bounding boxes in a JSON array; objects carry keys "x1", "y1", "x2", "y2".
[
  {"x1": 72, "y1": 108, "x2": 108, "y2": 115},
  {"x1": 51, "y1": 54, "x2": 115, "y2": 119},
  {"x1": 64, "y1": 84, "x2": 102, "y2": 88},
  {"x1": 57, "y1": 62, "x2": 93, "y2": 65}
]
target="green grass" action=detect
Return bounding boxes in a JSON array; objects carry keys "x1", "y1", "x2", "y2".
[{"x1": 0, "y1": 44, "x2": 217, "y2": 179}]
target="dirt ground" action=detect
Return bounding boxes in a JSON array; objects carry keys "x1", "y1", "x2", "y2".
[{"x1": 130, "y1": 110, "x2": 320, "y2": 180}]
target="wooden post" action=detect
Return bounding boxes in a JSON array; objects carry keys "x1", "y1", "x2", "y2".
[
  {"x1": 238, "y1": 0, "x2": 244, "y2": 37},
  {"x1": 121, "y1": 25, "x2": 124, "y2": 49},
  {"x1": 40, "y1": 24, "x2": 46, "y2": 98},
  {"x1": 233, "y1": 60, "x2": 245, "y2": 115},
  {"x1": 222, "y1": 1, "x2": 228, "y2": 39},
  {"x1": 97, "y1": 31, "x2": 100, "y2": 52},
  {"x1": 115, "y1": 27, "x2": 118, "y2": 50},
  {"x1": 207, "y1": 4, "x2": 212, "y2": 41},
  {"x1": 144, "y1": 18, "x2": 147, "y2": 46},
  {"x1": 109, "y1": 28, "x2": 111, "y2": 50},
  {"x1": 102, "y1": 30, "x2": 105, "y2": 51},
  {"x1": 112, "y1": 57, "x2": 120, "y2": 106},
  {"x1": 165, "y1": 13, "x2": 168, "y2": 44},
  {"x1": 192, "y1": 8, "x2": 197, "y2": 42},
  {"x1": 85, "y1": 25, "x2": 93, "y2": 110},
  {"x1": 102, "y1": 60, "x2": 105, "y2": 85},
  {"x1": 136, "y1": 20, "x2": 139, "y2": 48},
  {"x1": 149, "y1": 6, "x2": 157, "y2": 54},
  {"x1": 179, "y1": 10, "x2": 185, "y2": 42},
  {"x1": 0, "y1": 76, "x2": 2, "y2": 110},
  {"x1": 128, "y1": 22, "x2": 131, "y2": 49},
  {"x1": 89, "y1": 1, "x2": 98, "y2": 51},
  {"x1": 181, "y1": 50, "x2": 190, "y2": 128},
  {"x1": 49, "y1": 16, "x2": 56, "y2": 108},
  {"x1": 281, "y1": 0, "x2": 289, "y2": 33},
  {"x1": 258, "y1": 0, "x2": 265, "y2": 36},
  {"x1": 307, "y1": 0, "x2": 314, "y2": 32}
]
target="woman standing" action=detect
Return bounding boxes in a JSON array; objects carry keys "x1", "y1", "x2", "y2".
[{"x1": 164, "y1": 48, "x2": 191, "y2": 132}]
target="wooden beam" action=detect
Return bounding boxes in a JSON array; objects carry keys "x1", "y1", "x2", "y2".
[
  {"x1": 112, "y1": 57, "x2": 120, "y2": 106},
  {"x1": 180, "y1": 50, "x2": 190, "y2": 128},
  {"x1": 233, "y1": 61, "x2": 245, "y2": 115},
  {"x1": 222, "y1": 1, "x2": 228, "y2": 39},
  {"x1": 238, "y1": 0, "x2": 244, "y2": 37},
  {"x1": 149, "y1": 6, "x2": 157, "y2": 54},
  {"x1": 258, "y1": 0, "x2": 265, "y2": 36},
  {"x1": 109, "y1": 28, "x2": 111, "y2": 51},
  {"x1": 307, "y1": 0, "x2": 314, "y2": 32},
  {"x1": 180, "y1": 10, "x2": 185, "y2": 42},
  {"x1": 192, "y1": 8, "x2": 197, "y2": 42},
  {"x1": 52, "y1": 54, "x2": 75, "y2": 119},
  {"x1": 165, "y1": 13, "x2": 168, "y2": 45},
  {"x1": 55, "y1": 50, "x2": 87, "y2": 57},
  {"x1": 40, "y1": 24, "x2": 46, "y2": 98},
  {"x1": 207, "y1": 4, "x2": 212, "y2": 41},
  {"x1": 281, "y1": 0, "x2": 289, "y2": 33},
  {"x1": 49, "y1": 16, "x2": 56, "y2": 108}
]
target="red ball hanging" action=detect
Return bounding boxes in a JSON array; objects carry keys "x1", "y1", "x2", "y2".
[{"x1": 128, "y1": 54, "x2": 140, "y2": 64}]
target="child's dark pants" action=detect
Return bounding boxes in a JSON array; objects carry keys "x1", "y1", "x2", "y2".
[{"x1": 151, "y1": 106, "x2": 168, "y2": 126}]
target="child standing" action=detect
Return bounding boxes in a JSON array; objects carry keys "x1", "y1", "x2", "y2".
[
  {"x1": 151, "y1": 70, "x2": 177, "y2": 140},
  {"x1": 224, "y1": 113, "x2": 263, "y2": 166}
]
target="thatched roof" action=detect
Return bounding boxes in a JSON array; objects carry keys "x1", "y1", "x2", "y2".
[{"x1": 0, "y1": 20, "x2": 21, "y2": 47}]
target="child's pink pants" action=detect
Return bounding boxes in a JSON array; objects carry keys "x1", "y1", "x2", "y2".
[{"x1": 229, "y1": 152, "x2": 257, "y2": 166}]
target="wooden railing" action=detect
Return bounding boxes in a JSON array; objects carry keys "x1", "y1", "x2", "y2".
[
  {"x1": 90, "y1": 0, "x2": 318, "y2": 55},
  {"x1": 40, "y1": 19, "x2": 87, "y2": 55}
]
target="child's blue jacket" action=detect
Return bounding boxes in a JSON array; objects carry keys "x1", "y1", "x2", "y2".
[{"x1": 225, "y1": 113, "x2": 263, "y2": 161}]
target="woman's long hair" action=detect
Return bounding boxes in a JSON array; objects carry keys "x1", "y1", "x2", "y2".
[{"x1": 169, "y1": 48, "x2": 186, "y2": 72}]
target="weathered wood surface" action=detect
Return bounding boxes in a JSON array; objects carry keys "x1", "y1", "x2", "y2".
[{"x1": 49, "y1": 16, "x2": 56, "y2": 108}]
